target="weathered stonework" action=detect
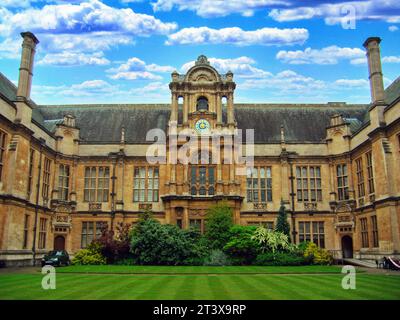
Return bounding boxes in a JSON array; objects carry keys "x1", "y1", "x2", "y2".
[{"x1": 0, "y1": 33, "x2": 399, "y2": 266}]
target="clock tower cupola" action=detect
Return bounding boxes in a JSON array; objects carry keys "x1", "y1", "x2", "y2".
[{"x1": 169, "y1": 55, "x2": 236, "y2": 131}]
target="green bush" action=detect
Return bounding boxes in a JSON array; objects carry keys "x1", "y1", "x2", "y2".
[
  {"x1": 223, "y1": 225, "x2": 259, "y2": 265},
  {"x1": 130, "y1": 217, "x2": 206, "y2": 265},
  {"x1": 254, "y1": 252, "x2": 311, "y2": 266},
  {"x1": 303, "y1": 242, "x2": 333, "y2": 265},
  {"x1": 203, "y1": 250, "x2": 232, "y2": 266},
  {"x1": 204, "y1": 202, "x2": 233, "y2": 250},
  {"x1": 72, "y1": 243, "x2": 106, "y2": 265}
]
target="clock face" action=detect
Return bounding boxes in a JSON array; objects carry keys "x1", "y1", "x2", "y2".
[{"x1": 195, "y1": 119, "x2": 211, "y2": 134}]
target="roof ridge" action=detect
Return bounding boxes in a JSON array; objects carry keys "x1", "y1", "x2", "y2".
[
  {"x1": 0, "y1": 71, "x2": 17, "y2": 91},
  {"x1": 385, "y1": 76, "x2": 400, "y2": 91},
  {"x1": 38, "y1": 102, "x2": 369, "y2": 109}
]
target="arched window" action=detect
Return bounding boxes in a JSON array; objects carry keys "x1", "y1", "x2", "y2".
[
  {"x1": 190, "y1": 164, "x2": 215, "y2": 196},
  {"x1": 196, "y1": 96, "x2": 208, "y2": 111}
]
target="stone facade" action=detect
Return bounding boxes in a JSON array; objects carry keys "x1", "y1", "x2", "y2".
[{"x1": 0, "y1": 33, "x2": 399, "y2": 266}]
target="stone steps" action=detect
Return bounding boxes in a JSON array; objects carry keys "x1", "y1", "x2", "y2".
[{"x1": 343, "y1": 258, "x2": 377, "y2": 268}]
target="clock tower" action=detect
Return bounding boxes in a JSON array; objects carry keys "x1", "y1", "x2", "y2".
[
  {"x1": 169, "y1": 55, "x2": 236, "y2": 131},
  {"x1": 164, "y1": 55, "x2": 242, "y2": 228}
]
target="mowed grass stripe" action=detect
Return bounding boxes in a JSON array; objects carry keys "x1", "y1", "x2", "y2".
[
  {"x1": 172, "y1": 275, "x2": 196, "y2": 299},
  {"x1": 223, "y1": 275, "x2": 272, "y2": 300},
  {"x1": 56, "y1": 265, "x2": 343, "y2": 275},
  {"x1": 1, "y1": 270, "x2": 399, "y2": 300},
  {"x1": 206, "y1": 275, "x2": 233, "y2": 300},
  {"x1": 133, "y1": 275, "x2": 177, "y2": 300},
  {"x1": 247, "y1": 275, "x2": 315, "y2": 300}
]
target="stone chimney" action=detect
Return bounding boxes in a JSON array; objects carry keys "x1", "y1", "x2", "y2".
[
  {"x1": 15, "y1": 32, "x2": 39, "y2": 127},
  {"x1": 17, "y1": 32, "x2": 39, "y2": 100},
  {"x1": 363, "y1": 37, "x2": 386, "y2": 127}
]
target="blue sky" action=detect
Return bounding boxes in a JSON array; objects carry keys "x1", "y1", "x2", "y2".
[{"x1": 0, "y1": 0, "x2": 399, "y2": 105}]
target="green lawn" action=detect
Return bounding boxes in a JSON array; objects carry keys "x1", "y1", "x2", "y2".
[
  {"x1": 56, "y1": 265, "x2": 344, "y2": 274},
  {"x1": 0, "y1": 266, "x2": 399, "y2": 300}
]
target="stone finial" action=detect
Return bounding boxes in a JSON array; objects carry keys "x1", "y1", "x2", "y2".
[
  {"x1": 195, "y1": 55, "x2": 210, "y2": 65},
  {"x1": 120, "y1": 126, "x2": 125, "y2": 144},
  {"x1": 280, "y1": 125, "x2": 286, "y2": 151}
]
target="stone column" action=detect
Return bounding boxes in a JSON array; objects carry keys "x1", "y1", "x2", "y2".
[
  {"x1": 182, "y1": 95, "x2": 188, "y2": 125},
  {"x1": 216, "y1": 93, "x2": 222, "y2": 125},
  {"x1": 170, "y1": 93, "x2": 178, "y2": 123},
  {"x1": 183, "y1": 207, "x2": 189, "y2": 230},
  {"x1": 227, "y1": 93, "x2": 234, "y2": 125}
]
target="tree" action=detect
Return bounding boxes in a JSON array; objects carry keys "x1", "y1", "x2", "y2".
[
  {"x1": 223, "y1": 225, "x2": 260, "y2": 265},
  {"x1": 93, "y1": 222, "x2": 132, "y2": 264},
  {"x1": 251, "y1": 227, "x2": 292, "y2": 254},
  {"x1": 204, "y1": 202, "x2": 234, "y2": 250},
  {"x1": 275, "y1": 199, "x2": 291, "y2": 239},
  {"x1": 130, "y1": 217, "x2": 206, "y2": 265}
]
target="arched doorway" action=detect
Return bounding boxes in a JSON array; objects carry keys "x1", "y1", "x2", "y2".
[
  {"x1": 54, "y1": 235, "x2": 65, "y2": 251},
  {"x1": 342, "y1": 235, "x2": 353, "y2": 258}
]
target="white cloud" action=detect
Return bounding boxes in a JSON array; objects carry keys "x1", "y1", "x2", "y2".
[
  {"x1": 32, "y1": 79, "x2": 119, "y2": 98},
  {"x1": 0, "y1": 0, "x2": 31, "y2": 8},
  {"x1": 334, "y1": 79, "x2": 369, "y2": 88},
  {"x1": 276, "y1": 46, "x2": 365, "y2": 65},
  {"x1": 38, "y1": 32, "x2": 133, "y2": 54},
  {"x1": 0, "y1": 0, "x2": 177, "y2": 38},
  {"x1": 107, "y1": 57, "x2": 174, "y2": 80},
  {"x1": 181, "y1": 56, "x2": 271, "y2": 79},
  {"x1": 382, "y1": 56, "x2": 400, "y2": 63},
  {"x1": 268, "y1": 0, "x2": 400, "y2": 25},
  {"x1": 0, "y1": 37, "x2": 21, "y2": 59},
  {"x1": 129, "y1": 81, "x2": 170, "y2": 99},
  {"x1": 389, "y1": 25, "x2": 399, "y2": 32},
  {"x1": 0, "y1": 0, "x2": 177, "y2": 59},
  {"x1": 151, "y1": 0, "x2": 285, "y2": 18},
  {"x1": 166, "y1": 26, "x2": 309, "y2": 46},
  {"x1": 241, "y1": 70, "x2": 326, "y2": 93},
  {"x1": 150, "y1": 0, "x2": 400, "y2": 23},
  {"x1": 37, "y1": 52, "x2": 110, "y2": 66}
]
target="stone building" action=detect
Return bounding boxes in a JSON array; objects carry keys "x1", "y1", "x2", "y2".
[{"x1": 0, "y1": 32, "x2": 399, "y2": 266}]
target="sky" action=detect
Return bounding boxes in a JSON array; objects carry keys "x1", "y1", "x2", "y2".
[{"x1": 0, "y1": 0, "x2": 399, "y2": 105}]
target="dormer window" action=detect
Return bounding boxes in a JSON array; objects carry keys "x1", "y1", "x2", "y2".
[{"x1": 196, "y1": 97, "x2": 208, "y2": 111}]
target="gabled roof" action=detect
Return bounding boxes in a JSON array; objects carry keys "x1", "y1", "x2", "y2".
[
  {"x1": 1, "y1": 71, "x2": 399, "y2": 144},
  {"x1": 0, "y1": 71, "x2": 17, "y2": 102},
  {"x1": 385, "y1": 76, "x2": 400, "y2": 106},
  {"x1": 36, "y1": 103, "x2": 369, "y2": 143}
]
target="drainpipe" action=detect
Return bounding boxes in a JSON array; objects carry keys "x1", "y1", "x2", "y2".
[
  {"x1": 289, "y1": 162, "x2": 297, "y2": 244},
  {"x1": 32, "y1": 138, "x2": 44, "y2": 266},
  {"x1": 110, "y1": 157, "x2": 117, "y2": 231}
]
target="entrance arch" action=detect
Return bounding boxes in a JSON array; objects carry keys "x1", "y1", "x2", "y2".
[
  {"x1": 54, "y1": 235, "x2": 65, "y2": 251},
  {"x1": 341, "y1": 235, "x2": 353, "y2": 258}
]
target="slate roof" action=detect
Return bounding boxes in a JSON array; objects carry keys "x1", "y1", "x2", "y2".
[
  {"x1": 385, "y1": 76, "x2": 400, "y2": 105},
  {"x1": 35, "y1": 103, "x2": 369, "y2": 143},
  {"x1": 0, "y1": 72, "x2": 17, "y2": 102},
  {"x1": 0, "y1": 71, "x2": 399, "y2": 144}
]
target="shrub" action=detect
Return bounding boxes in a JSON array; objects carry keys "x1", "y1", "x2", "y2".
[
  {"x1": 72, "y1": 243, "x2": 106, "y2": 265},
  {"x1": 303, "y1": 242, "x2": 333, "y2": 265},
  {"x1": 254, "y1": 252, "x2": 310, "y2": 266},
  {"x1": 203, "y1": 250, "x2": 232, "y2": 266},
  {"x1": 130, "y1": 217, "x2": 206, "y2": 265},
  {"x1": 204, "y1": 202, "x2": 233, "y2": 250},
  {"x1": 252, "y1": 227, "x2": 293, "y2": 254},
  {"x1": 93, "y1": 222, "x2": 132, "y2": 264},
  {"x1": 275, "y1": 200, "x2": 291, "y2": 239},
  {"x1": 223, "y1": 225, "x2": 259, "y2": 265}
]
